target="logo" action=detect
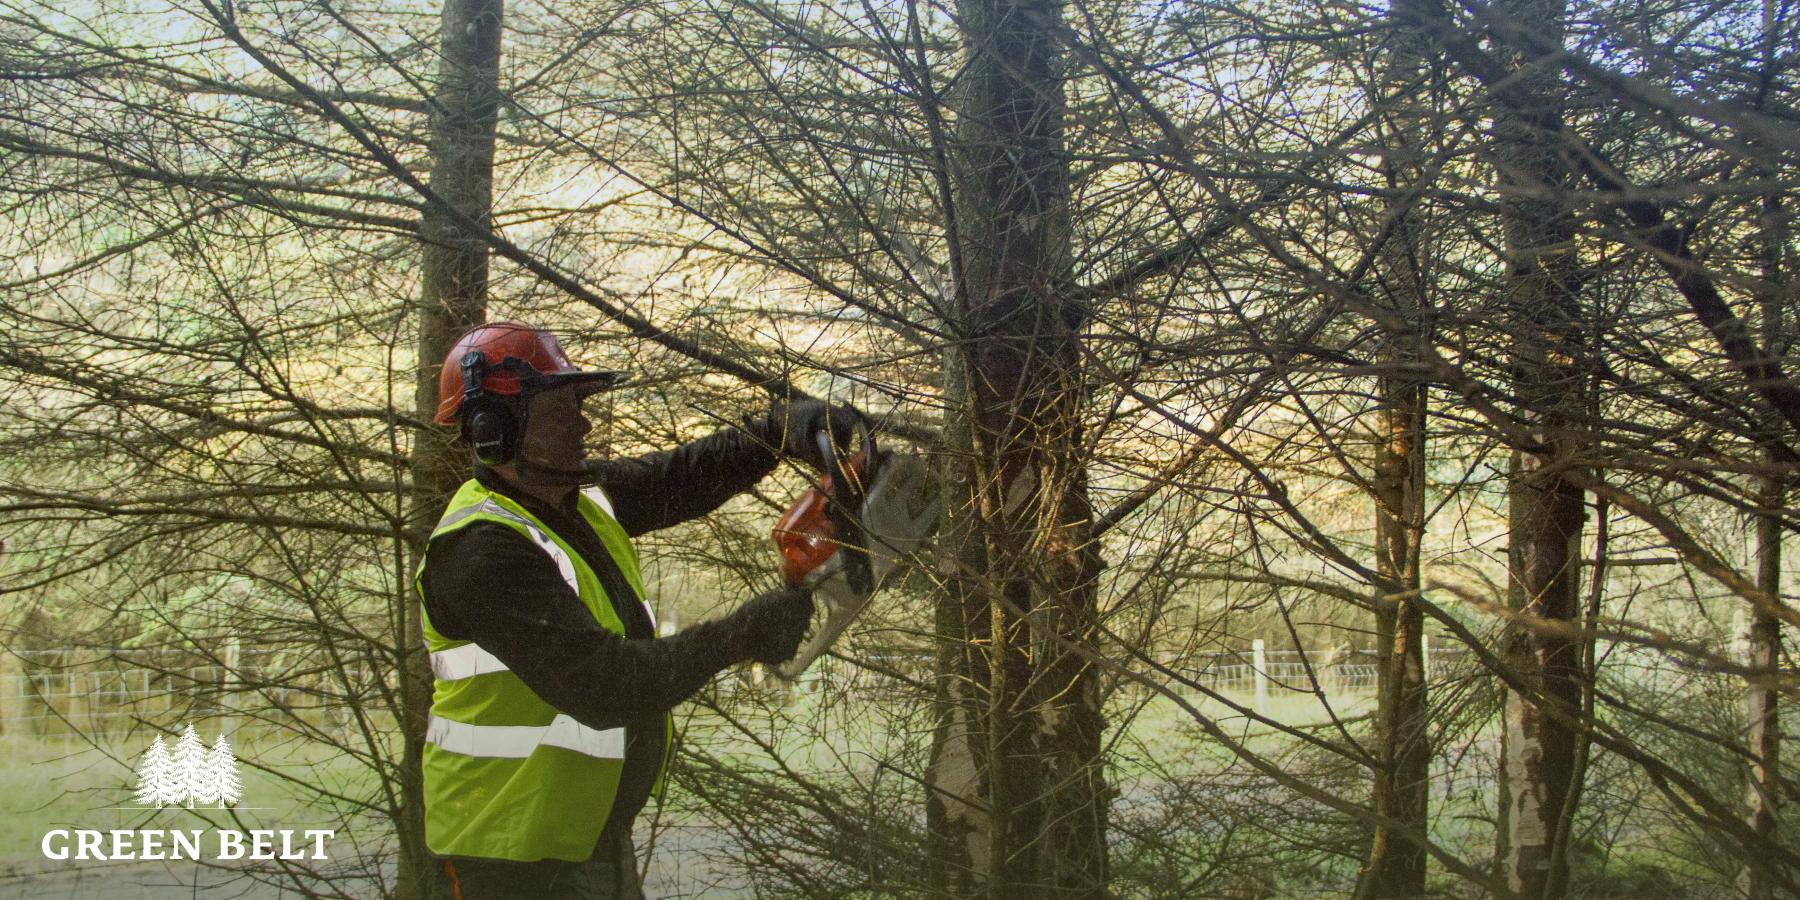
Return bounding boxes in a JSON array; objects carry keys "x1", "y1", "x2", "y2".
[
  {"x1": 39, "y1": 724, "x2": 333, "y2": 862},
  {"x1": 133, "y1": 723, "x2": 242, "y2": 809}
]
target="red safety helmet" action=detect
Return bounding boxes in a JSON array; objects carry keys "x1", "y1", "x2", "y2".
[{"x1": 433, "y1": 322, "x2": 625, "y2": 425}]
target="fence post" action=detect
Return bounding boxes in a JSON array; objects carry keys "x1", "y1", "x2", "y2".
[
  {"x1": 70, "y1": 673, "x2": 92, "y2": 737},
  {"x1": 0, "y1": 652, "x2": 19, "y2": 737},
  {"x1": 1252, "y1": 639, "x2": 1269, "y2": 715},
  {"x1": 224, "y1": 638, "x2": 240, "y2": 740},
  {"x1": 58, "y1": 673, "x2": 75, "y2": 749}
]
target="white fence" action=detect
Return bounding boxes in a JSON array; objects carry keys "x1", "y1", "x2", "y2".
[
  {"x1": 1, "y1": 641, "x2": 1478, "y2": 738},
  {"x1": 0, "y1": 647, "x2": 377, "y2": 738},
  {"x1": 1163, "y1": 641, "x2": 1474, "y2": 696},
  {"x1": 733, "y1": 640, "x2": 1480, "y2": 712}
]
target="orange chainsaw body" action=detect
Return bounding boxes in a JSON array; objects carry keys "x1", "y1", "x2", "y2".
[
  {"x1": 773, "y1": 452, "x2": 867, "y2": 586},
  {"x1": 768, "y1": 434, "x2": 939, "y2": 680}
]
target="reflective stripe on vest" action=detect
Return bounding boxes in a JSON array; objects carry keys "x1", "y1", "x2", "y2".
[
  {"x1": 438, "y1": 499, "x2": 580, "y2": 593},
  {"x1": 430, "y1": 642, "x2": 509, "y2": 681},
  {"x1": 576, "y1": 488, "x2": 657, "y2": 630},
  {"x1": 426, "y1": 713, "x2": 627, "y2": 760},
  {"x1": 582, "y1": 487, "x2": 614, "y2": 518},
  {"x1": 439, "y1": 491, "x2": 660, "y2": 633},
  {"x1": 433, "y1": 496, "x2": 658, "y2": 637}
]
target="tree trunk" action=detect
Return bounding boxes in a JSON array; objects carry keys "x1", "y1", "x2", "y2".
[
  {"x1": 1741, "y1": 165, "x2": 1789, "y2": 900},
  {"x1": 1742, "y1": 3, "x2": 1791, "y2": 885},
  {"x1": 1744, "y1": 452, "x2": 1785, "y2": 900},
  {"x1": 924, "y1": 0, "x2": 1108, "y2": 895},
  {"x1": 398, "y1": 0, "x2": 502, "y2": 897},
  {"x1": 1357, "y1": 4, "x2": 1435, "y2": 896},
  {"x1": 1490, "y1": 0, "x2": 1588, "y2": 894},
  {"x1": 1361, "y1": 375, "x2": 1430, "y2": 900},
  {"x1": 1360, "y1": 294, "x2": 1431, "y2": 897}
]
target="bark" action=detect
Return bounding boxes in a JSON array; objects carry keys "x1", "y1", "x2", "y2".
[
  {"x1": 924, "y1": 0, "x2": 1108, "y2": 895},
  {"x1": 398, "y1": 0, "x2": 502, "y2": 897},
  {"x1": 1361, "y1": 374, "x2": 1430, "y2": 900},
  {"x1": 1490, "y1": 0, "x2": 1588, "y2": 894},
  {"x1": 1742, "y1": 167, "x2": 1789, "y2": 900},
  {"x1": 1744, "y1": 454, "x2": 1785, "y2": 900},
  {"x1": 1742, "y1": 5, "x2": 1791, "y2": 886},
  {"x1": 1357, "y1": 4, "x2": 1436, "y2": 896}
]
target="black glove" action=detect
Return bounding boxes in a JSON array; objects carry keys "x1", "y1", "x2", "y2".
[
  {"x1": 727, "y1": 586, "x2": 815, "y2": 665},
  {"x1": 760, "y1": 400, "x2": 863, "y2": 473}
]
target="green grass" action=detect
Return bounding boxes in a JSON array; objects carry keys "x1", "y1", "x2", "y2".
[{"x1": 0, "y1": 684, "x2": 1751, "y2": 898}]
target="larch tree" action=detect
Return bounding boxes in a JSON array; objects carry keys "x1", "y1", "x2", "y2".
[
  {"x1": 1356, "y1": 0, "x2": 1439, "y2": 893},
  {"x1": 397, "y1": 0, "x2": 505, "y2": 894},
  {"x1": 926, "y1": 0, "x2": 1109, "y2": 894},
  {"x1": 1743, "y1": 4, "x2": 1792, "y2": 897},
  {"x1": 1490, "y1": 0, "x2": 1590, "y2": 885}
]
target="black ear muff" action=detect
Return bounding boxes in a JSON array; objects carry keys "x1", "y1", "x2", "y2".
[
  {"x1": 463, "y1": 398, "x2": 520, "y2": 466},
  {"x1": 459, "y1": 350, "x2": 522, "y2": 466}
]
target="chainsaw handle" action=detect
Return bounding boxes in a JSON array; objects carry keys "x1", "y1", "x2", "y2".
[
  {"x1": 814, "y1": 413, "x2": 875, "y2": 497},
  {"x1": 816, "y1": 414, "x2": 876, "y2": 597}
]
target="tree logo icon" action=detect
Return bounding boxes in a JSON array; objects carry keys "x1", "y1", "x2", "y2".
[{"x1": 132, "y1": 724, "x2": 243, "y2": 809}]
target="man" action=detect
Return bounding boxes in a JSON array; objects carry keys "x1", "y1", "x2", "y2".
[{"x1": 416, "y1": 321, "x2": 858, "y2": 899}]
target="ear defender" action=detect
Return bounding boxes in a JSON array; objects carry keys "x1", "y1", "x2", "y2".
[
  {"x1": 460, "y1": 351, "x2": 522, "y2": 466},
  {"x1": 463, "y1": 399, "x2": 519, "y2": 466}
]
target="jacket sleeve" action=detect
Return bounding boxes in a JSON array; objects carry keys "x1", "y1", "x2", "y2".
[
  {"x1": 418, "y1": 523, "x2": 743, "y2": 730},
  {"x1": 588, "y1": 424, "x2": 780, "y2": 537}
]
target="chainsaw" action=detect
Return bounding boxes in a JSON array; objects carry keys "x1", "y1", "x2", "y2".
[{"x1": 771, "y1": 418, "x2": 940, "y2": 680}]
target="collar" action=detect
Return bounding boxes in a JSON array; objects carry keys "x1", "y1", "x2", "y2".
[{"x1": 473, "y1": 465, "x2": 580, "y2": 519}]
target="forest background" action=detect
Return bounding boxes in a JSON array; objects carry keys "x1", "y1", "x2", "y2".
[{"x1": 0, "y1": 0, "x2": 1795, "y2": 897}]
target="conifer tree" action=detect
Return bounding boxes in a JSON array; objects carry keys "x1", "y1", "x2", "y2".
[
  {"x1": 208, "y1": 734, "x2": 244, "y2": 808},
  {"x1": 172, "y1": 724, "x2": 207, "y2": 809},
  {"x1": 133, "y1": 736, "x2": 177, "y2": 809},
  {"x1": 190, "y1": 743, "x2": 222, "y2": 807}
]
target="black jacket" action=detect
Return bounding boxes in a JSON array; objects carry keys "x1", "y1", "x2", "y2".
[{"x1": 417, "y1": 424, "x2": 779, "y2": 852}]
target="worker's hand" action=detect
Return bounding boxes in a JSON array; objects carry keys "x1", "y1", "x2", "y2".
[
  {"x1": 762, "y1": 400, "x2": 863, "y2": 472},
  {"x1": 729, "y1": 586, "x2": 815, "y2": 665}
]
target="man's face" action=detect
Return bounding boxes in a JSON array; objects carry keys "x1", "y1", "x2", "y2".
[{"x1": 518, "y1": 386, "x2": 592, "y2": 472}]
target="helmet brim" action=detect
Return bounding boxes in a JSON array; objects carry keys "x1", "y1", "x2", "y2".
[{"x1": 527, "y1": 369, "x2": 629, "y2": 396}]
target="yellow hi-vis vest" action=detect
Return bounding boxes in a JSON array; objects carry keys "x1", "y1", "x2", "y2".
[{"x1": 416, "y1": 479, "x2": 672, "y2": 862}]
